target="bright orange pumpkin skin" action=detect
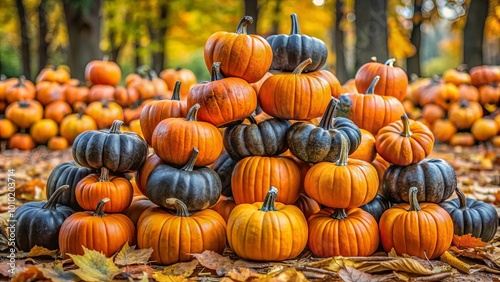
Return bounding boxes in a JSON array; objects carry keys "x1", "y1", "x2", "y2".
[
  {"x1": 0, "y1": 117, "x2": 17, "y2": 140},
  {"x1": 211, "y1": 195, "x2": 237, "y2": 223},
  {"x1": 348, "y1": 129, "x2": 376, "y2": 163},
  {"x1": 5, "y1": 100, "x2": 44, "y2": 129},
  {"x1": 8, "y1": 133, "x2": 36, "y2": 150},
  {"x1": 30, "y1": 119, "x2": 59, "y2": 144},
  {"x1": 294, "y1": 193, "x2": 320, "y2": 220},
  {"x1": 60, "y1": 111, "x2": 98, "y2": 144},
  {"x1": 159, "y1": 68, "x2": 197, "y2": 100},
  {"x1": 47, "y1": 136, "x2": 69, "y2": 150},
  {"x1": 85, "y1": 60, "x2": 121, "y2": 86}
]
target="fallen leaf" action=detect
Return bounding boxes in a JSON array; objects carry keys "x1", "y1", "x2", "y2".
[
  {"x1": 162, "y1": 260, "x2": 198, "y2": 277},
  {"x1": 37, "y1": 263, "x2": 78, "y2": 282},
  {"x1": 193, "y1": 250, "x2": 234, "y2": 276},
  {"x1": 326, "y1": 256, "x2": 359, "y2": 272},
  {"x1": 378, "y1": 258, "x2": 451, "y2": 275},
  {"x1": 121, "y1": 264, "x2": 154, "y2": 279},
  {"x1": 114, "y1": 243, "x2": 153, "y2": 266},
  {"x1": 440, "y1": 251, "x2": 471, "y2": 274},
  {"x1": 453, "y1": 234, "x2": 488, "y2": 249},
  {"x1": 28, "y1": 245, "x2": 58, "y2": 258},
  {"x1": 69, "y1": 246, "x2": 122, "y2": 281},
  {"x1": 226, "y1": 266, "x2": 256, "y2": 281},
  {"x1": 252, "y1": 267, "x2": 308, "y2": 282},
  {"x1": 152, "y1": 272, "x2": 188, "y2": 282},
  {"x1": 338, "y1": 266, "x2": 376, "y2": 282},
  {"x1": 137, "y1": 272, "x2": 150, "y2": 282},
  {"x1": 10, "y1": 266, "x2": 45, "y2": 282},
  {"x1": 388, "y1": 248, "x2": 399, "y2": 258}
]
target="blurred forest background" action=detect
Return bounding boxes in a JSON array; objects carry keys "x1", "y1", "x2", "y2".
[{"x1": 0, "y1": 0, "x2": 499, "y2": 83}]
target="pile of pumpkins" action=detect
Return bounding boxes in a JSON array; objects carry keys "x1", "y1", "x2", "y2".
[
  {"x1": 0, "y1": 60, "x2": 197, "y2": 151},
  {"x1": 9, "y1": 14, "x2": 499, "y2": 266},
  {"x1": 404, "y1": 65, "x2": 500, "y2": 147}
]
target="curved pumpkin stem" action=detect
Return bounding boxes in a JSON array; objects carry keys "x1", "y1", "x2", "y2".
[
  {"x1": 259, "y1": 186, "x2": 278, "y2": 212},
  {"x1": 236, "y1": 16, "x2": 253, "y2": 34},
  {"x1": 335, "y1": 134, "x2": 350, "y2": 167},
  {"x1": 318, "y1": 98, "x2": 339, "y2": 130},
  {"x1": 109, "y1": 120, "x2": 124, "y2": 134},
  {"x1": 186, "y1": 104, "x2": 201, "y2": 121},
  {"x1": 99, "y1": 167, "x2": 110, "y2": 182},
  {"x1": 384, "y1": 58, "x2": 396, "y2": 67},
  {"x1": 292, "y1": 58, "x2": 313, "y2": 75},
  {"x1": 408, "y1": 187, "x2": 421, "y2": 212},
  {"x1": 42, "y1": 185, "x2": 69, "y2": 210},
  {"x1": 400, "y1": 114, "x2": 413, "y2": 137},
  {"x1": 0, "y1": 74, "x2": 6, "y2": 81},
  {"x1": 365, "y1": 76, "x2": 380, "y2": 94},
  {"x1": 165, "y1": 198, "x2": 190, "y2": 217},
  {"x1": 247, "y1": 115, "x2": 257, "y2": 124},
  {"x1": 16, "y1": 75, "x2": 26, "y2": 87},
  {"x1": 290, "y1": 13, "x2": 300, "y2": 35},
  {"x1": 93, "y1": 198, "x2": 110, "y2": 217},
  {"x1": 171, "y1": 81, "x2": 182, "y2": 101},
  {"x1": 182, "y1": 147, "x2": 199, "y2": 172},
  {"x1": 455, "y1": 187, "x2": 467, "y2": 210},
  {"x1": 330, "y1": 208, "x2": 348, "y2": 220},
  {"x1": 77, "y1": 106, "x2": 85, "y2": 119},
  {"x1": 18, "y1": 100, "x2": 31, "y2": 108},
  {"x1": 210, "y1": 62, "x2": 224, "y2": 82}
]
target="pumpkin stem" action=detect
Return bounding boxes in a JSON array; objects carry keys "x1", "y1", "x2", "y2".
[
  {"x1": 455, "y1": 187, "x2": 467, "y2": 209},
  {"x1": 318, "y1": 98, "x2": 339, "y2": 130},
  {"x1": 290, "y1": 13, "x2": 300, "y2": 34},
  {"x1": 370, "y1": 56, "x2": 377, "y2": 62},
  {"x1": 102, "y1": 55, "x2": 109, "y2": 62},
  {"x1": 400, "y1": 114, "x2": 413, "y2": 137},
  {"x1": 210, "y1": 62, "x2": 224, "y2": 81},
  {"x1": 99, "y1": 167, "x2": 110, "y2": 182},
  {"x1": 247, "y1": 115, "x2": 257, "y2": 124},
  {"x1": 384, "y1": 58, "x2": 396, "y2": 67},
  {"x1": 16, "y1": 75, "x2": 26, "y2": 87},
  {"x1": 335, "y1": 134, "x2": 350, "y2": 166},
  {"x1": 18, "y1": 100, "x2": 31, "y2": 108},
  {"x1": 409, "y1": 73, "x2": 419, "y2": 83},
  {"x1": 93, "y1": 198, "x2": 110, "y2": 217},
  {"x1": 186, "y1": 103, "x2": 201, "y2": 121},
  {"x1": 165, "y1": 198, "x2": 190, "y2": 217},
  {"x1": 171, "y1": 81, "x2": 182, "y2": 101},
  {"x1": 149, "y1": 69, "x2": 159, "y2": 79},
  {"x1": 181, "y1": 147, "x2": 199, "y2": 171},
  {"x1": 236, "y1": 16, "x2": 253, "y2": 34},
  {"x1": 41, "y1": 185, "x2": 69, "y2": 210},
  {"x1": 330, "y1": 208, "x2": 348, "y2": 220},
  {"x1": 109, "y1": 120, "x2": 124, "y2": 134},
  {"x1": 408, "y1": 187, "x2": 421, "y2": 212},
  {"x1": 175, "y1": 66, "x2": 182, "y2": 71},
  {"x1": 457, "y1": 64, "x2": 468, "y2": 72},
  {"x1": 292, "y1": 58, "x2": 313, "y2": 75},
  {"x1": 365, "y1": 76, "x2": 380, "y2": 94},
  {"x1": 459, "y1": 99, "x2": 469, "y2": 108},
  {"x1": 259, "y1": 186, "x2": 278, "y2": 212},
  {"x1": 0, "y1": 74, "x2": 6, "y2": 81},
  {"x1": 77, "y1": 106, "x2": 85, "y2": 119}
]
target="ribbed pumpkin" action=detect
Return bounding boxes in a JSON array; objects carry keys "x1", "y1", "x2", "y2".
[
  {"x1": 231, "y1": 156, "x2": 302, "y2": 205},
  {"x1": 35, "y1": 81, "x2": 65, "y2": 106},
  {"x1": 60, "y1": 109, "x2": 98, "y2": 144},
  {"x1": 5, "y1": 76, "x2": 36, "y2": 103},
  {"x1": 47, "y1": 136, "x2": 69, "y2": 150},
  {"x1": 36, "y1": 65, "x2": 71, "y2": 84},
  {"x1": 137, "y1": 198, "x2": 226, "y2": 265},
  {"x1": 349, "y1": 129, "x2": 376, "y2": 163},
  {"x1": 308, "y1": 208, "x2": 379, "y2": 257},
  {"x1": 355, "y1": 58, "x2": 408, "y2": 102},
  {"x1": 227, "y1": 187, "x2": 308, "y2": 261},
  {"x1": 448, "y1": 100, "x2": 483, "y2": 130},
  {"x1": 442, "y1": 67, "x2": 471, "y2": 85},
  {"x1": 419, "y1": 80, "x2": 460, "y2": 110},
  {"x1": 160, "y1": 67, "x2": 197, "y2": 100},
  {"x1": 294, "y1": 193, "x2": 321, "y2": 220},
  {"x1": 5, "y1": 100, "x2": 44, "y2": 129},
  {"x1": 304, "y1": 135, "x2": 379, "y2": 208},
  {"x1": 114, "y1": 86, "x2": 140, "y2": 108},
  {"x1": 59, "y1": 198, "x2": 136, "y2": 258},
  {"x1": 211, "y1": 195, "x2": 237, "y2": 223},
  {"x1": 259, "y1": 58, "x2": 331, "y2": 120},
  {"x1": 458, "y1": 84, "x2": 479, "y2": 102},
  {"x1": 123, "y1": 195, "x2": 157, "y2": 227},
  {"x1": 85, "y1": 100, "x2": 124, "y2": 130},
  {"x1": 379, "y1": 187, "x2": 454, "y2": 259},
  {"x1": 85, "y1": 59, "x2": 121, "y2": 86},
  {"x1": 311, "y1": 70, "x2": 342, "y2": 98},
  {"x1": 63, "y1": 83, "x2": 89, "y2": 106},
  {"x1": 470, "y1": 65, "x2": 500, "y2": 86},
  {"x1": 204, "y1": 16, "x2": 272, "y2": 83},
  {"x1": 87, "y1": 84, "x2": 116, "y2": 103},
  {"x1": 421, "y1": 104, "x2": 445, "y2": 125},
  {"x1": 134, "y1": 154, "x2": 164, "y2": 196},
  {"x1": 337, "y1": 76, "x2": 405, "y2": 136},
  {"x1": 375, "y1": 114, "x2": 435, "y2": 166},
  {"x1": 44, "y1": 100, "x2": 72, "y2": 124},
  {"x1": 478, "y1": 84, "x2": 500, "y2": 105}
]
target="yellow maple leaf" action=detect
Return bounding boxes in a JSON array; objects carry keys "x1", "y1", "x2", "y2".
[{"x1": 69, "y1": 247, "x2": 122, "y2": 282}]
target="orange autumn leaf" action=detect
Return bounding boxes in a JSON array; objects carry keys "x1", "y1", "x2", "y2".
[{"x1": 452, "y1": 234, "x2": 487, "y2": 249}]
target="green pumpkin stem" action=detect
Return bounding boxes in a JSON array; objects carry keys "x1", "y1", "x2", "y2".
[
  {"x1": 93, "y1": 198, "x2": 110, "y2": 217},
  {"x1": 330, "y1": 208, "x2": 348, "y2": 220},
  {"x1": 400, "y1": 114, "x2": 413, "y2": 137},
  {"x1": 181, "y1": 147, "x2": 199, "y2": 172},
  {"x1": 171, "y1": 81, "x2": 182, "y2": 101},
  {"x1": 384, "y1": 58, "x2": 396, "y2": 67},
  {"x1": 292, "y1": 58, "x2": 313, "y2": 75},
  {"x1": 318, "y1": 98, "x2": 339, "y2": 130},
  {"x1": 259, "y1": 186, "x2": 278, "y2": 212},
  {"x1": 41, "y1": 185, "x2": 69, "y2": 210},
  {"x1": 408, "y1": 187, "x2": 421, "y2": 212},
  {"x1": 99, "y1": 167, "x2": 110, "y2": 182},
  {"x1": 247, "y1": 115, "x2": 257, "y2": 124},
  {"x1": 290, "y1": 13, "x2": 300, "y2": 34},
  {"x1": 455, "y1": 187, "x2": 467, "y2": 209},
  {"x1": 186, "y1": 103, "x2": 201, "y2": 121},
  {"x1": 210, "y1": 62, "x2": 224, "y2": 81},
  {"x1": 236, "y1": 16, "x2": 253, "y2": 34},
  {"x1": 335, "y1": 134, "x2": 350, "y2": 167},
  {"x1": 165, "y1": 198, "x2": 190, "y2": 217},
  {"x1": 109, "y1": 120, "x2": 124, "y2": 134},
  {"x1": 365, "y1": 76, "x2": 380, "y2": 94}
]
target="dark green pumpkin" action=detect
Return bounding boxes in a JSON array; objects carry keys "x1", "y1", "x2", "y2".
[
  {"x1": 210, "y1": 150, "x2": 237, "y2": 197},
  {"x1": 439, "y1": 187, "x2": 498, "y2": 242},
  {"x1": 72, "y1": 120, "x2": 148, "y2": 172},
  {"x1": 46, "y1": 161, "x2": 96, "y2": 211},
  {"x1": 360, "y1": 194, "x2": 392, "y2": 222},
  {"x1": 266, "y1": 13, "x2": 327, "y2": 72},
  {"x1": 381, "y1": 158, "x2": 457, "y2": 203},
  {"x1": 286, "y1": 97, "x2": 361, "y2": 163},
  {"x1": 12, "y1": 185, "x2": 75, "y2": 251},
  {"x1": 145, "y1": 147, "x2": 221, "y2": 211},
  {"x1": 223, "y1": 116, "x2": 290, "y2": 160}
]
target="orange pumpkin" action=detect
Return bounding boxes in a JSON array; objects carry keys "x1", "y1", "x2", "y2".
[
  {"x1": 471, "y1": 117, "x2": 498, "y2": 141},
  {"x1": 294, "y1": 193, "x2": 320, "y2": 220},
  {"x1": 87, "y1": 84, "x2": 115, "y2": 103},
  {"x1": 5, "y1": 100, "x2": 44, "y2": 129},
  {"x1": 448, "y1": 100, "x2": 483, "y2": 130},
  {"x1": 372, "y1": 154, "x2": 390, "y2": 188},
  {"x1": 60, "y1": 109, "x2": 98, "y2": 144},
  {"x1": 35, "y1": 81, "x2": 65, "y2": 106},
  {"x1": 442, "y1": 67, "x2": 471, "y2": 85},
  {"x1": 114, "y1": 86, "x2": 139, "y2": 108},
  {"x1": 123, "y1": 195, "x2": 157, "y2": 226},
  {"x1": 5, "y1": 77, "x2": 36, "y2": 103},
  {"x1": 341, "y1": 78, "x2": 358, "y2": 94},
  {"x1": 449, "y1": 132, "x2": 475, "y2": 147},
  {"x1": 432, "y1": 120, "x2": 457, "y2": 143},
  {"x1": 349, "y1": 129, "x2": 376, "y2": 163},
  {"x1": 419, "y1": 80, "x2": 460, "y2": 110},
  {"x1": 85, "y1": 100, "x2": 124, "y2": 129},
  {"x1": 44, "y1": 101, "x2": 72, "y2": 124},
  {"x1": 249, "y1": 71, "x2": 273, "y2": 96},
  {"x1": 85, "y1": 59, "x2": 121, "y2": 86},
  {"x1": 47, "y1": 136, "x2": 69, "y2": 150},
  {"x1": 421, "y1": 104, "x2": 445, "y2": 125},
  {"x1": 63, "y1": 84, "x2": 89, "y2": 106},
  {"x1": 211, "y1": 195, "x2": 237, "y2": 223},
  {"x1": 478, "y1": 84, "x2": 500, "y2": 105},
  {"x1": 36, "y1": 65, "x2": 71, "y2": 84},
  {"x1": 0, "y1": 116, "x2": 17, "y2": 140},
  {"x1": 470, "y1": 65, "x2": 500, "y2": 86},
  {"x1": 311, "y1": 69, "x2": 343, "y2": 99},
  {"x1": 457, "y1": 84, "x2": 479, "y2": 102},
  {"x1": 159, "y1": 67, "x2": 197, "y2": 100},
  {"x1": 135, "y1": 154, "x2": 164, "y2": 196},
  {"x1": 30, "y1": 119, "x2": 59, "y2": 144},
  {"x1": 8, "y1": 133, "x2": 36, "y2": 150}
]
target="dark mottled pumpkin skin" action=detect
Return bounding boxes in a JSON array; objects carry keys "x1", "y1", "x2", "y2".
[
  {"x1": 360, "y1": 194, "x2": 392, "y2": 222},
  {"x1": 440, "y1": 197, "x2": 498, "y2": 242},
  {"x1": 72, "y1": 127, "x2": 148, "y2": 172},
  {"x1": 381, "y1": 159, "x2": 457, "y2": 203},
  {"x1": 46, "y1": 161, "x2": 96, "y2": 211},
  {"x1": 13, "y1": 201, "x2": 74, "y2": 251},
  {"x1": 210, "y1": 151, "x2": 237, "y2": 197},
  {"x1": 145, "y1": 164, "x2": 221, "y2": 211},
  {"x1": 223, "y1": 118, "x2": 290, "y2": 161}
]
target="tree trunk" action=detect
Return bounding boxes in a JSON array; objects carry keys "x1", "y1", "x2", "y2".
[
  {"x1": 334, "y1": 0, "x2": 349, "y2": 83},
  {"x1": 38, "y1": 0, "x2": 49, "y2": 72},
  {"x1": 16, "y1": 0, "x2": 31, "y2": 80},
  {"x1": 62, "y1": 0, "x2": 103, "y2": 81},
  {"x1": 149, "y1": 3, "x2": 168, "y2": 74},
  {"x1": 134, "y1": 39, "x2": 141, "y2": 71},
  {"x1": 244, "y1": 0, "x2": 259, "y2": 34},
  {"x1": 354, "y1": 0, "x2": 388, "y2": 70},
  {"x1": 463, "y1": 0, "x2": 489, "y2": 68},
  {"x1": 271, "y1": 0, "x2": 282, "y2": 35},
  {"x1": 407, "y1": 0, "x2": 422, "y2": 76}
]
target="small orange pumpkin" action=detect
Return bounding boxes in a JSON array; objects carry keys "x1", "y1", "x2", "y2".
[
  {"x1": 30, "y1": 119, "x2": 59, "y2": 144},
  {"x1": 85, "y1": 59, "x2": 121, "y2": 86},
  {"x1": 159, "y1": 67, "x2": 197, "y2": 100},
  {"x1": 5, "y1": 100, "x2": 44, "y2": 129},
  {"x1": 8, "y1": 133, "x2": 36, "y2": 150},
  {"x1": 85, "y1": 100, "x2": 124, "y2": 129},
  {"x1": 47, "y1": 136, "x2": 69, "y2": 150}
]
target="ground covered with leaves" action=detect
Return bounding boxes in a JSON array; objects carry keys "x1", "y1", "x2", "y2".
[{"x1": 1, "y1": 144, "x2": 500, "y2": 281}]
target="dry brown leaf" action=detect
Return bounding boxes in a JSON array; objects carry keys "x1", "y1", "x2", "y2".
[
  {"x1": 453, "y1": 234, "x2": 488, "y2": 249},
  {"x1": 388, "y1": 248, "x2": 399, "y2": 258},
  {"x1": 326, "y1": 256, "x2": 359, "y2": 272},
  {"x1": 193, "y1": 250, "x2": 234, "y2": 276},
  {"x1": 69, "y1": 246, "x2": 122, "y2": 281},
  {"x1": 28, "y1": 245, "x2": 57, "y2": 258},
  {"x1": 162, "y1": 260, "x2": 198, "y2": 277},
  {"x1": 152, "y1": 272, "x2": 188, "y2": 282},
  {"x1": 114, "y1": 243, "x2": 153, "y2": 266},
  {"x1": 440, "y1": 251, "x2": 471, "y2": 274},
  {"x1": 37, "y1": 262, "x2": 78, "y2": 282},
  {"x1": 338, "y1": 266, "x2": 375, "y2": 282},
  {"x1": 226, "y1": 266, "x2": 257, "y2": 281},
  {"x1": 251, "y1": 267, "x2": 308, "y2": 282},
  {"x1": 121, "y1": 264, "x2": 154, "y2": 279},
  {"x1": 10, "y1": 266, "x2": 45, "y2": 282},
  {"x1": 378, "y1": 258, "x2": 451, "y2": 275}
]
